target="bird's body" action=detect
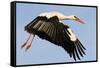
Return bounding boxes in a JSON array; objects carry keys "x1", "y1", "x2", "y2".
[
  {"x1": 22, "y1": 11, "x2": 86, "y2": 61},
  {"x1": 39, "y1": 12, "x2": 68, "y2": 20}
]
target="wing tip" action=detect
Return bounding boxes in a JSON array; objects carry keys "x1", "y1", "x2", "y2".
[{"x1": 68, "y1": 39, "x2": 86, "y2": 61}]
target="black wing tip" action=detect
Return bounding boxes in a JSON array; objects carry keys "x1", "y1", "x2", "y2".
[
  {"x1": 67, "y1": 40, "x2": 86, "y2": 61},
  {"x1": 69, "y1": 49, "x2": 81, "y2": 61},
  {"x1": 73, "y1": 40, "x2": 86, "y2": 61}
]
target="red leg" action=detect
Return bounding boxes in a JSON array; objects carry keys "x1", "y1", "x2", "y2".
[
  {"x1": 26, "y1": 35, "x2": 35, "y2": 51},
  {"x1": 21, "y1": 34, "x2": 31, "y2": 48}
]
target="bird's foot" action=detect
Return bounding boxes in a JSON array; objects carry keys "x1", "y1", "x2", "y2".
[
  {"x1": 25, "y1": 45, "x2": 31, "y2": 51},
  {"x1": 21, "y1": 34, "x2": 32, "y2": 49},
  {"x1": 21, "y1": 42, "x2": 27, "y2": 48}
]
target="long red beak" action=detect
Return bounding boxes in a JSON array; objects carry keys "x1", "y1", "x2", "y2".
[
  {"x1": 77, "y1": 19, "x2": 85, "y2": 24},
  {"x1": 74, "y1": 16, "x2": 85, "y2": 24}
]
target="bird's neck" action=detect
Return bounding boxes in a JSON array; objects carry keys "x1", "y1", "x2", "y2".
[{"x1": 59, "y1": 15, "x2": 74, "y2": 20}]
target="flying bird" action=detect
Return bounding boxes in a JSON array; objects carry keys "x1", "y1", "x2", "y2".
[{"x1": 21, "y1": 11, "x2": 86, "y2": 61}]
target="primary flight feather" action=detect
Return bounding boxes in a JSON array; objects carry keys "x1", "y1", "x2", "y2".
[{"x1": 21, "y1": 11, "x2": 86, "y2": 61}]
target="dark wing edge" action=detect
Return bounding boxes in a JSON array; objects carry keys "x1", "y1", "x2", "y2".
[{"x1": 62, "y1": 38, "x2": 86, "y2": 61}]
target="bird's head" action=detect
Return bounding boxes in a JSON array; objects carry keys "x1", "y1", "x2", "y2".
[{"x1": 67, "y1": 15, "x2": 85, "y2": 24}]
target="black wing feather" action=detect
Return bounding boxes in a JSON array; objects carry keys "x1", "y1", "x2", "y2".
[
  {"x1": 74, "y1": 43, "x2": 81, "y2": 60},
  {"x1": 76, "y1": 43, "x2": 84, "y2": 57}
]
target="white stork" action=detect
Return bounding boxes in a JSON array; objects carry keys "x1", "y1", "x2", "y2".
[{"x1": 21, "y1": 11, "x2": 86, "y2": 61}]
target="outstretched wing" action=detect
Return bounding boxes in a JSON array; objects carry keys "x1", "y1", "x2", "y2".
[{"x1": 60, "y1": 26, "x2": 86, "y2": 61}]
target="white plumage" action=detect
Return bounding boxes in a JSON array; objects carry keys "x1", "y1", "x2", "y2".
[
  {"x1": 39, "y1": 12, "x2": 67, "y2": 19},
  {"x1": 67, "y1": 28, "x2": 77, "y2": 41}
]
